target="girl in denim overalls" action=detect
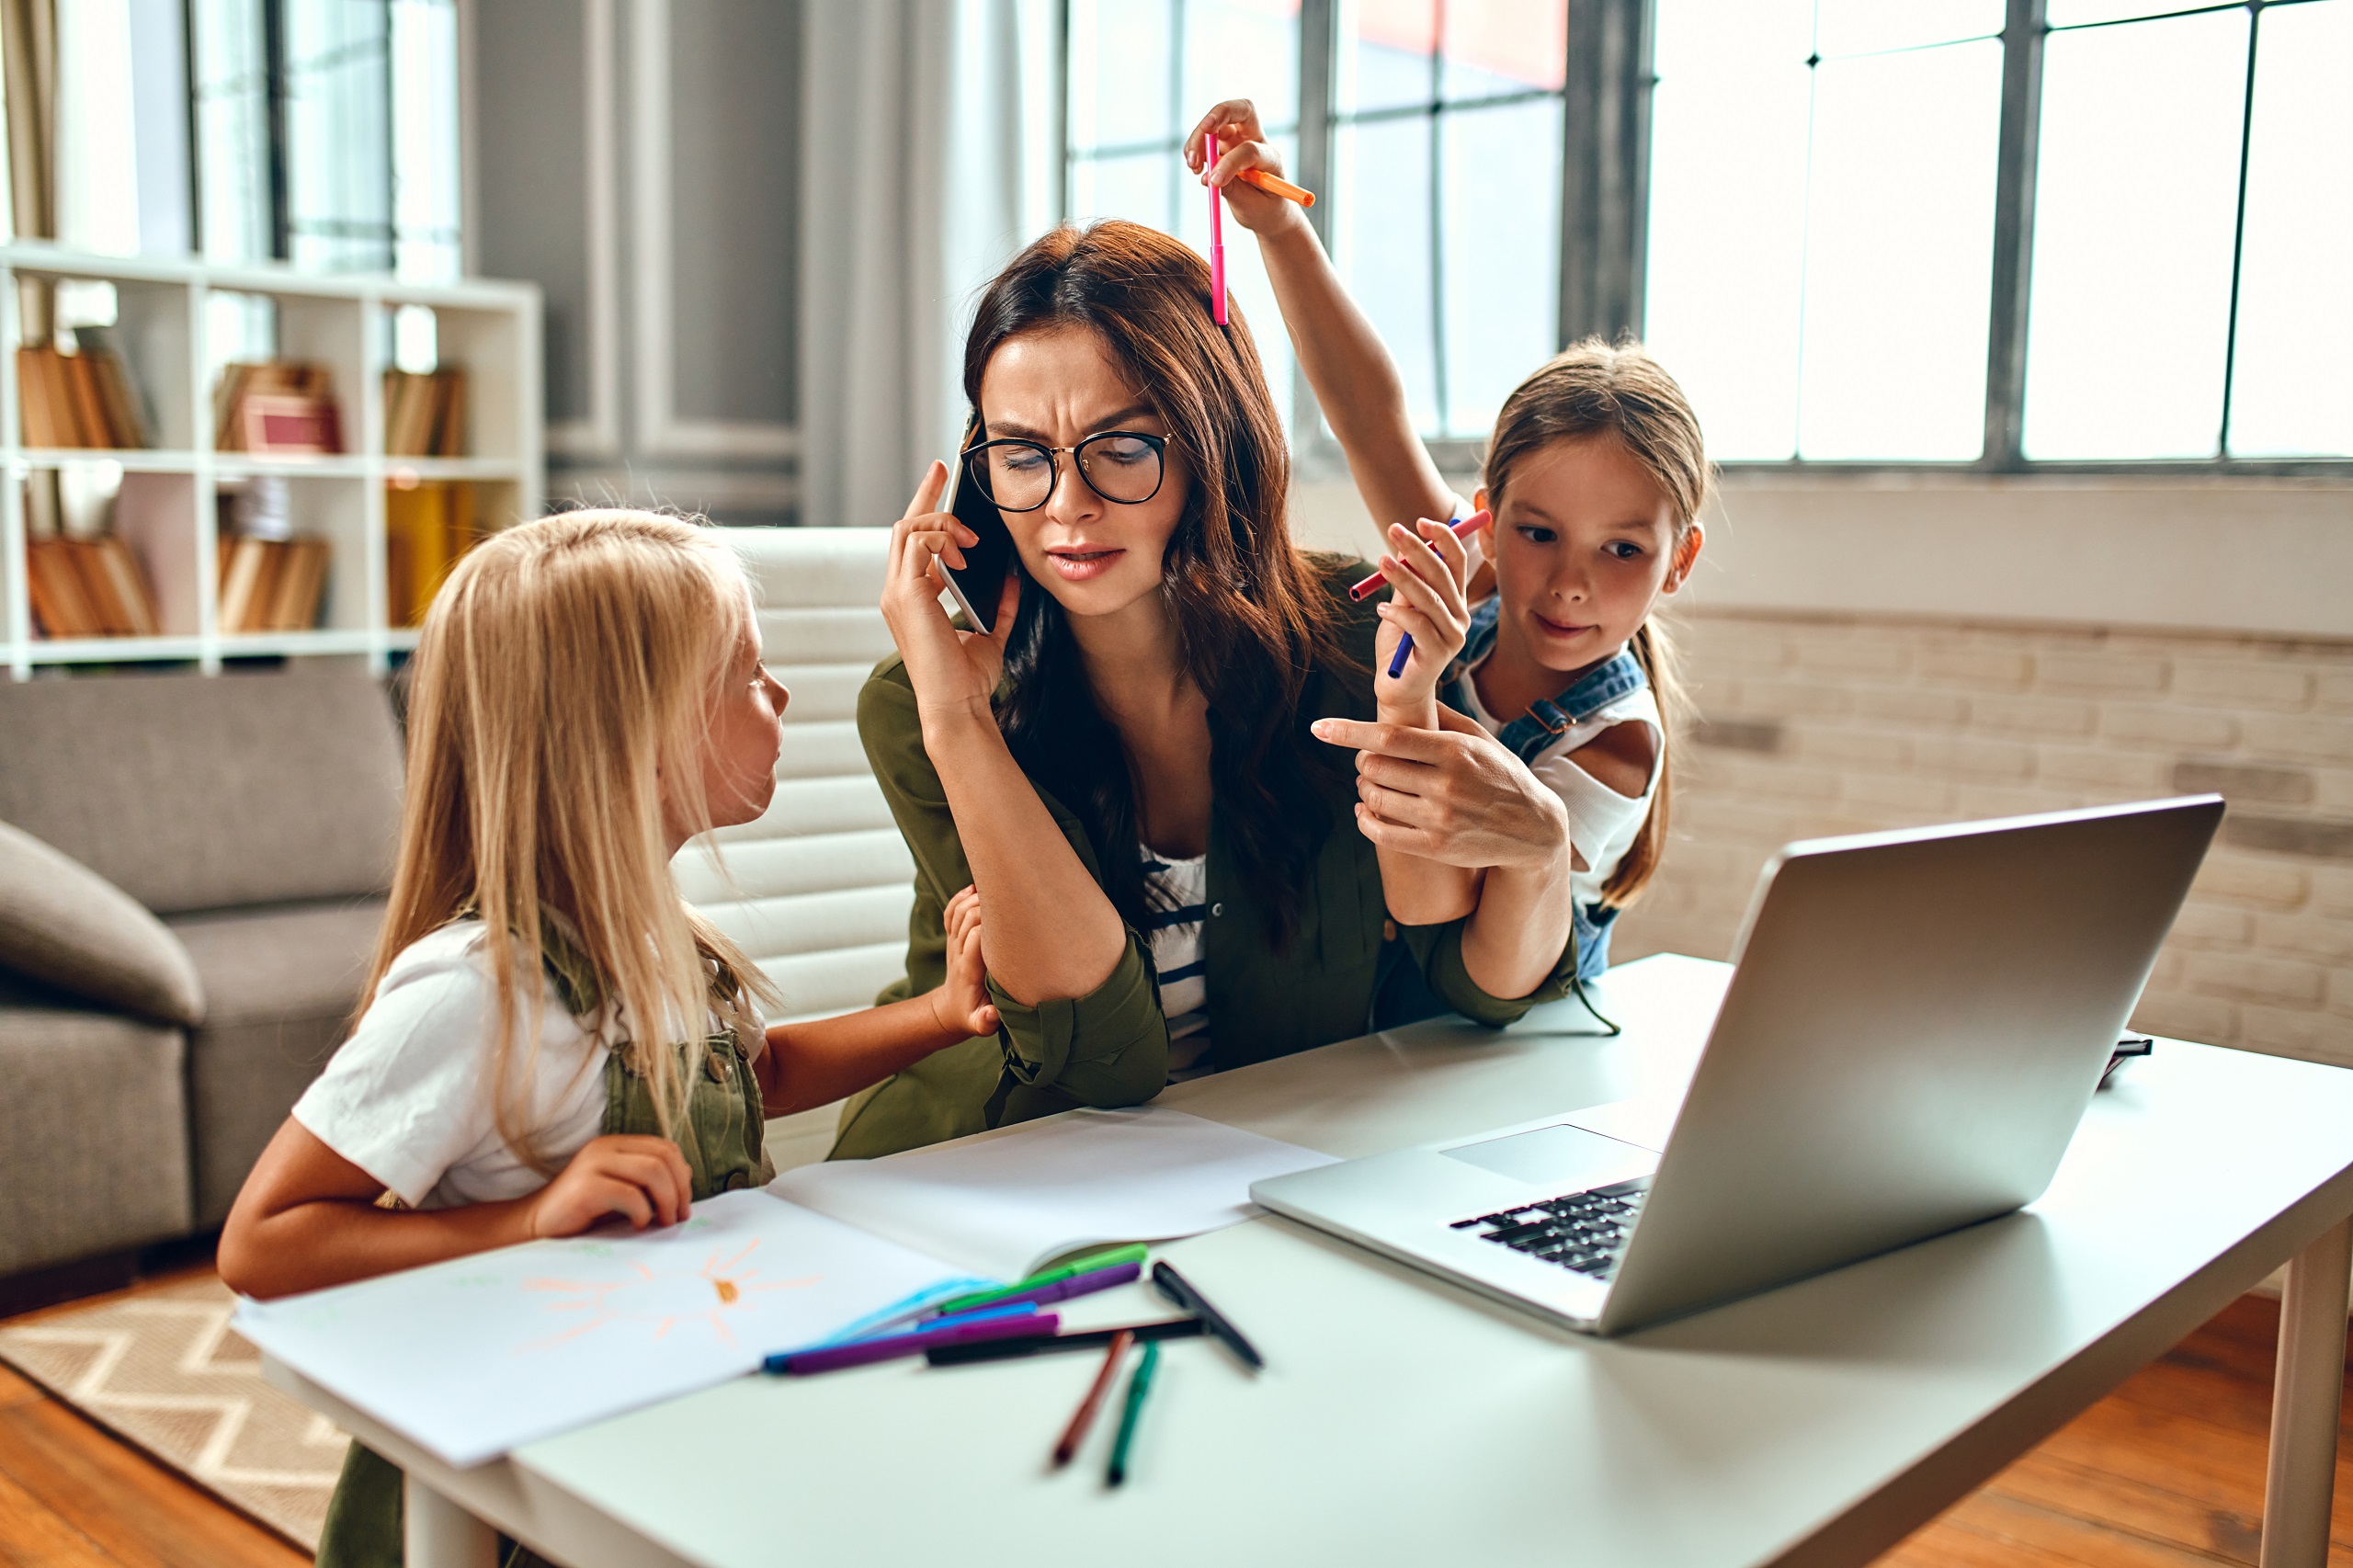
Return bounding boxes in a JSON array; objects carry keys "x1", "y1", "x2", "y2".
[
  {"x1": 217, "y1": 512, "x2": 1001, "y2": 1567},
  {"x1": 1195, "y1": 100, "x2": 1709, "y2": 1003}
]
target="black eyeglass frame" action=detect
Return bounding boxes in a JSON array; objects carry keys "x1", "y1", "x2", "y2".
[{"x1": 961, "y1": 431, "x2": 1170, "y2": 512}]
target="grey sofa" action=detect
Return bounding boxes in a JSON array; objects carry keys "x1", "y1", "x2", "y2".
[{"x1": 0, "y1": 668, "x2": 401, "y2": 1295}]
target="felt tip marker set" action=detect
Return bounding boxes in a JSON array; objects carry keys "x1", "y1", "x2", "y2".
[{"x1": 761, "y1": 1245, "x2": 1263, "y2": 1490}]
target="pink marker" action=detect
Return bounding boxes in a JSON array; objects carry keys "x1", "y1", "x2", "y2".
[{"x1": 1207, "y1": 132, "x2": 1229, "y2": 327}]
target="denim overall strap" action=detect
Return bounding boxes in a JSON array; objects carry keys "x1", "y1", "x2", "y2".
[
  {"x1": 1495, "y1": 650, "x2": 1649, "y2": 766},
  {"x1": 1440, "y1": 609, "x2": 1651, "y2": 768}
]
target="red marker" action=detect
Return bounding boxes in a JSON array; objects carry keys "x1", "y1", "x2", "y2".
[{"x1": 1347, "y1": 510, "x2": 1489, "y2": 601}]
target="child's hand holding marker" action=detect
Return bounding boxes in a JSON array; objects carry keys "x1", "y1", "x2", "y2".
[
  {"x1": 1364, "y1": 512, "x2": 1485, "y2": 720},
  {"x1": 1184, "y1": 99, "x2": 1315, "y2": 239}
]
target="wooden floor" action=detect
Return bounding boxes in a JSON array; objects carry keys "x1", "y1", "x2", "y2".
[
  {"x1": 0, "y1": 1264, "x2": 305, "y2": 1568},
  {"x1": 0, "y1": 1282, "x2": 2347, "y2": 1567}
]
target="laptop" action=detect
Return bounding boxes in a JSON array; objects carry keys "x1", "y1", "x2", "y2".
[{"x1": 1251, "y1": 796, "x2": 2223, "y2": 1336}]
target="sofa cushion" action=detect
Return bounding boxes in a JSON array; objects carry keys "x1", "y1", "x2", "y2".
[
  {"x1": 0, "y1": 819, "x2": 204, "y2": 1026},
  {"x1": 166, "y1": 898, "x2": 388, "y2": 1225},
  {"x1": 0, "y1": 982, "x2": 193, "y2": 1275},
  {"x1": 0, "y1": 669, "x2": 402, "y2": 916}
]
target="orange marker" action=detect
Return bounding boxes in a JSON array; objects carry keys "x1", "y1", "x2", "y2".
[{"x1": 1237, "y1": 167, "x2": 1317, "y2": 208}]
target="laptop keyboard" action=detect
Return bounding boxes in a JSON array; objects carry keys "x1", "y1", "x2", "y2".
[{"x1": 1449, "y1": 1179, "x2": 1648, "y2": 1279}]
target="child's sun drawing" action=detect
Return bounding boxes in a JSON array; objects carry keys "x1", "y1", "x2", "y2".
[{"x1": 521, "y1": 1240, "x2": 818, "y2": 1350}]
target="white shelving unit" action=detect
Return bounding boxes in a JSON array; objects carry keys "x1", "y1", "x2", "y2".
[{"x1": 0, "y1": 243, "x2": 542, "y2": 679}]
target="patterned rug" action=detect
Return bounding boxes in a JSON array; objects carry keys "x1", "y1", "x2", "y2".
[{"x1": 0, "y1": 1275, "x2": 346, "y2": 1551}]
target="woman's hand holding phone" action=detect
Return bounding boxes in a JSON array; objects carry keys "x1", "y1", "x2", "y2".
[{"x1": 882, "y1": 462, "x2": 1019, "y2": 740}]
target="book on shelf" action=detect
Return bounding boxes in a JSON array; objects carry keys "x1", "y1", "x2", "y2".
[
  {"x1": 24, "y1": 534, "x2": 161, "y2": 639},
  {"x1": 383, "y1": 367, "x2": 469, "y2": 457},
  {"x1": 217, "y1": 534, "x2": 331, "y2": 634},
  {"x1": 14, "y1": 340, "x2": 151, "y2": 449},
  {"x1": 215, "y1": 362, "x2": 344, "y2": 455},
  {"x1": 385, "y1": 480, "x2": 479, "y2": 627}
]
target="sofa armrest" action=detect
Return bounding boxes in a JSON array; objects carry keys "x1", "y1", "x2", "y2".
[{"x1": 0, "y1": 819, "x2": 204, "y2": 1027}]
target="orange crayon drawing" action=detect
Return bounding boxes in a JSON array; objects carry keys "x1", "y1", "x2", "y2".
[{"x1": 520, "y1": 1240, "x2": 819, "y2": 1351}]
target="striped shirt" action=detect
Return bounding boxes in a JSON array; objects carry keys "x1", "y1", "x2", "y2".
[{"x1": 1141, "y1": 847, "x2": 1212, "y2": 1080}]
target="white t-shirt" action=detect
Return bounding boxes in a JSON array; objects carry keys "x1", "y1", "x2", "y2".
[
  {"x1": 1456, "y1": 642, "x2": 1663, "y2": 914},
  {"x1": 1141, "y1": 848, "x2": 1212, "y2": 1081},
  {"x1": 292, "y1": 920, "x2": 763, "y2": 1211}
]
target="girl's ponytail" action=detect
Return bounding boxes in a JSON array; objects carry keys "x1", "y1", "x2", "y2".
[{"x1": 1604, "y1": 619, "x2": 1681, "y2": 907}]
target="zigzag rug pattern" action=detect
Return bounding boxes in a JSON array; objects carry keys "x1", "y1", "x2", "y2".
[{"x1": 0, "y1": 1276, "x2": 345, "y2": 1551}]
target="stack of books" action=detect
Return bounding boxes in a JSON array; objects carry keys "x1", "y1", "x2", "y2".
[
  {"x1": 24, "y1": 534, "x2": 162, "y2": 638},
  {"x1": 17, "y1": 335, "x2": 150, "y2": 449},
  {"x1": 216, "y1": 535, "x2": 332, "y2": 634},
  {"x1": 214, "y1": 362, "x2": 344, "y2": 455},
  {"x1": 383, "y1": 367, "x2": 469, "y2": 456},
  {"x1": 385, "y1": 481, "x2": 478, "y2": 627}
]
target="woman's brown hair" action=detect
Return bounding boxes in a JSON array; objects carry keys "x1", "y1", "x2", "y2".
[
  {"x1": 964, "y1": 219, "x2": 1350, "y2": 939},
  {"x1": 1484, "y1": 336, "x2": 1711, "y2": 910}
]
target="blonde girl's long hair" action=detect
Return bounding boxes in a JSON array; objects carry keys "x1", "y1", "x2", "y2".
[
  {"x1": 365, "y1": 509, "x2": 780, "y2": 1171},
  {"x1": 1483, "y1": 337, "x2": 1711, "y2": 911}
]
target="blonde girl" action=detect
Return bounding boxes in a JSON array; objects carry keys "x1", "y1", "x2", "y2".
[
  {"x1": 1188, "y1": 101, "x2": 1708, "y2": 993},
  {"x1": 219, "y1": 511, "x2": 997, "y2": 1565}
]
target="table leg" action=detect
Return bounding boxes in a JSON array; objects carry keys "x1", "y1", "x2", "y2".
[
  {"x1": 2261, "y1": 1215, "x2": 2353, "y2": 1568},
  {"x1": 405, "y1": 1471, "x2": 499, "y2": 1568}
]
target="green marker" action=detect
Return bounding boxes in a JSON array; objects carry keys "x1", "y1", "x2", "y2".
[
  {"x1": 928, "y1": 1243, "x2": 1149, "y2": 1317},
  {"x1": 1105, "y1": 1338, "x2": 1161, "y2": 1488}
]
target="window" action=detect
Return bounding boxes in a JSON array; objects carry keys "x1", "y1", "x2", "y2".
[
  {"x1": 190, "y1": 0, "x2": 462, "y2": 281},
  {"x1": 2023, "y1": 0, "x2": 2353, "y2": 460},
  {"x1": 1330, "y1": 1, "x2": 1566, "y2": 440},
  {"x1": 1645, "y1": 0, "x2": 2352, "y2": 467},
  {"x1": 1646, "y1": 2, "x2": 2003, "y2": 461},
  {"x1": 1064, "y1": 0, "x2": 1302, "y2": 427},
  {"x1": 1062, "y1": 0, "x2": 2353, "y2": 471}
]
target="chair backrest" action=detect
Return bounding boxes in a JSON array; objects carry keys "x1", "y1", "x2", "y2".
[
  {"x1": 675, "y1": 528, "x2": 915, "y2": 1023},
  {"x1": 0, "y1": 668, "x2": 403, "y2": 916}
]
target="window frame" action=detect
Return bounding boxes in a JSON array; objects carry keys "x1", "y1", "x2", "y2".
[{"x1": 1060, "y1": 0, "x2": 2353, "y2": 479}]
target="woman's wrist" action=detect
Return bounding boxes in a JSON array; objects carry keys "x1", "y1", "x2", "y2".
[{"x1": 916, "y1": 695, "x2": 1003, "y2": 756}]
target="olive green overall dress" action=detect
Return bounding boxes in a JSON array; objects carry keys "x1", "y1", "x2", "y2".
[{"x1": 313, "y1": 926, "x2": 772, "y2": 1568}]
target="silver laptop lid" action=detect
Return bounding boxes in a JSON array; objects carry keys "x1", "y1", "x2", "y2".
[{"x1": 1597, "y1": 794, "x2": 2222, "y2": 1335}]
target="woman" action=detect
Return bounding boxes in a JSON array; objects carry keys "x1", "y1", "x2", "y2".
[{"x1": 835, "y1": 220, "x2": 1582, "y2": 1159}]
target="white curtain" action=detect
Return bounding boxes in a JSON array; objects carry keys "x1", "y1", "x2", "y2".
[{"x1": 797, "y1": 0, "x2": 1060, "y2": 529}]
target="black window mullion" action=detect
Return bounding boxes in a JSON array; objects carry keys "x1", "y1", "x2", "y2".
[
  {"x1": 1297, "y1": 0, "x2": 1336, "y2": 253},
  {"x1": 2217, "y1": 0, "x2": 2263, "y2": 459},
  {"x1": 262, "y1": 0, "x2": 291, "y2": 261},
  {"x1": 1980, "y1": 0, "x2": 2048, "y2": 470},
  {"x1": 1052, "y1": 0, "x2": 1072, "y2": 222},
  {"x1": 1296, "y1": 0, "x2": 1339, "y2": 445},
  {"x1": 1558, "y1": 0, "x2": 1654, "y2": 348}
]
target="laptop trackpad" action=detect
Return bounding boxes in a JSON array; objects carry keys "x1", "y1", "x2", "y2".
[{"x1": 1441, "y1": 1122, "x2": 1657, "y2": 1187}]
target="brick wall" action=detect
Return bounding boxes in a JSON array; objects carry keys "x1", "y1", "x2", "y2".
[{"x1": 1609, "y1": 610, "x2": 2353, "y2": 1066}]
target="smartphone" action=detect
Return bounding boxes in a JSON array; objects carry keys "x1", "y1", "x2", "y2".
[{"x1": 937, "y1": 411, "x2": 1017, "y2": 634}]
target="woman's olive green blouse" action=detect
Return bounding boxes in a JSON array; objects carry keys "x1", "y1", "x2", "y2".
[{"x1": 828, "y1": 562, "x2": 1578, "y2": 1160}]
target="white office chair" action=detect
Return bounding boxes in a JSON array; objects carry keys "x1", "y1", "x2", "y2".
[{"x1": 674, "y1": 527, "x2": 914, "y2": 1168}]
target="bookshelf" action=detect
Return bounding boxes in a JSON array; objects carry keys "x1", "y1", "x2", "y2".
[{"x1": 0, "y1": 243, "x2": 542, "y2": 679}]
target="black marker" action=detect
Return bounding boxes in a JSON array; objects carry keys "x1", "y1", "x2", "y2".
[{"x1": 1151, "y1": 1260, "x2": 1263, "y2": 1371}]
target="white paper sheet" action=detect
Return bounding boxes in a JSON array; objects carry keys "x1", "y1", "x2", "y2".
[
  {"x1": 233, "y1": 1190, "x2": 968, "y2": 1467},
  {"x1": 768, "y1": 1106, "x2": 1339, "y2": 1279}
]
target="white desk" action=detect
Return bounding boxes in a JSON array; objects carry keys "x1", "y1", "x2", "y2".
[{"x1": 267, "y1": 954, "x2": 2353, "y2": 1568}]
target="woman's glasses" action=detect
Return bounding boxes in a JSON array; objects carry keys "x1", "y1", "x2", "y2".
[{"x1": 962, "y1": 432, "x2": 1167, "y2": 512}]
